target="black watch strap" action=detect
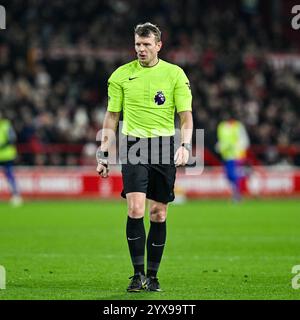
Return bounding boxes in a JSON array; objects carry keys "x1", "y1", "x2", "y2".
[{"x1": 181, "y1": 143, "x2": 192, "y2": 151}]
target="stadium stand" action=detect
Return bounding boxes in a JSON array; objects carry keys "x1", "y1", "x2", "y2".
[{"x1": 0, "y1": 0, "x2": 299, "y2": 166}]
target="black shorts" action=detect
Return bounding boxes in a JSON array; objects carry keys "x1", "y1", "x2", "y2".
[{"x1": 120, "y1": 136, "x2": 176, "y2": 204}]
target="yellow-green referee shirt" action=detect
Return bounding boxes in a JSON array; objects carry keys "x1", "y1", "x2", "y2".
[{"x1": 107, "y1": 59, "x2": 192, "y2": 138}]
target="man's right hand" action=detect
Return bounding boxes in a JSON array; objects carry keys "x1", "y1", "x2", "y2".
[{"x1": 96, "y1": 160, "x2": 109, "y2": 178}]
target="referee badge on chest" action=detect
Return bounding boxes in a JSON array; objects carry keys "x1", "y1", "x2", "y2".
[{"x1": 154, "y1": 91, "x2": 166, "y2": 105}]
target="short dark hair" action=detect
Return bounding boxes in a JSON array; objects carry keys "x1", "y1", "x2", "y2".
[{"x1": 134, "y1": 22, "x2": 161, "y2": 42}]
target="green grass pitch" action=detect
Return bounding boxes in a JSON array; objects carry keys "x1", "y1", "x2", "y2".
[{"x1": 0, "y1": 199, "x2": 300, "y2": 300}]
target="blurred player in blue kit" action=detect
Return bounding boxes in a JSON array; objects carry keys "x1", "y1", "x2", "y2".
[
  {"x1": 0, "y1": 111, "x2": 22, "y2": 206},
  {"x1": 216, "y1": 114, "x2": 250, "y2": 202}
]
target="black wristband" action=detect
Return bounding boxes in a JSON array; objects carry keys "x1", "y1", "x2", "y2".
[{"x1": 96, "y1": 150, "x2": 109, "y2": 160}]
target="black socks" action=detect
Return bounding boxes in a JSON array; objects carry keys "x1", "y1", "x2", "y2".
[
  {"x1": 146, "y1": 220, "x2": 166, "y2": 278},
  {"x1": 126, "y1": 216, "x2": 146, "y2": 275},
  {"x1": 126, "y1": 217, "x2": 167, "y2": 277}
]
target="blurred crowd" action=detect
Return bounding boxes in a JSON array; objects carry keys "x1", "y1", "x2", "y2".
[{"x1": 0, "y1": 0, "x2": 299, "y2": 166}]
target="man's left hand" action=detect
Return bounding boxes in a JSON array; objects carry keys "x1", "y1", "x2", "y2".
[{"x1": 174, "y1": 146, "x2": 189, "y2": 167}]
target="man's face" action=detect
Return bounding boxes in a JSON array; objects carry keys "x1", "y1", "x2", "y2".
[{"x1": 135, "y1": 33, "x2": 162, "y2": 66}]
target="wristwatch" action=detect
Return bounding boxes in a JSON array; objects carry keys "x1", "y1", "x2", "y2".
[
  {"x1": 181, "y1": 143, "x2": 192, "y2": 152},
  {"x1": 96, "y1": 150, "x2": 109, "y2": 162}
]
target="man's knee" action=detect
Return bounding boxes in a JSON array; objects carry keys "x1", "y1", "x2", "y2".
[
  {"x1": 126, "y1": 193, "x2": 146, "y2": 218},
  {"x1": 128, "y1": 201, "x2": 145, "y2": 218},
  {"x1": 150, "y1": 205, "x2": 167, "y2": 222}
]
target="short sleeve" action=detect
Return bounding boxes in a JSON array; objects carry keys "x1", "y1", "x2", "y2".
[
  {"x1": 174, "y1": 68, "x2": 192, "y2": 113},
  {"x1": 107, "y1": 71, "x2": 123, "y2": 112}
]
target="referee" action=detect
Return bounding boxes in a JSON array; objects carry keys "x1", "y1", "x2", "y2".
[{"x1": 97, "y1": 22, "x2": 193, "y2": 292}]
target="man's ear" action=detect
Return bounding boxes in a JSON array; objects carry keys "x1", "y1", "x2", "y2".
[{"x1": 157, "y1": 41, "x2": 162, "y2": 52}]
